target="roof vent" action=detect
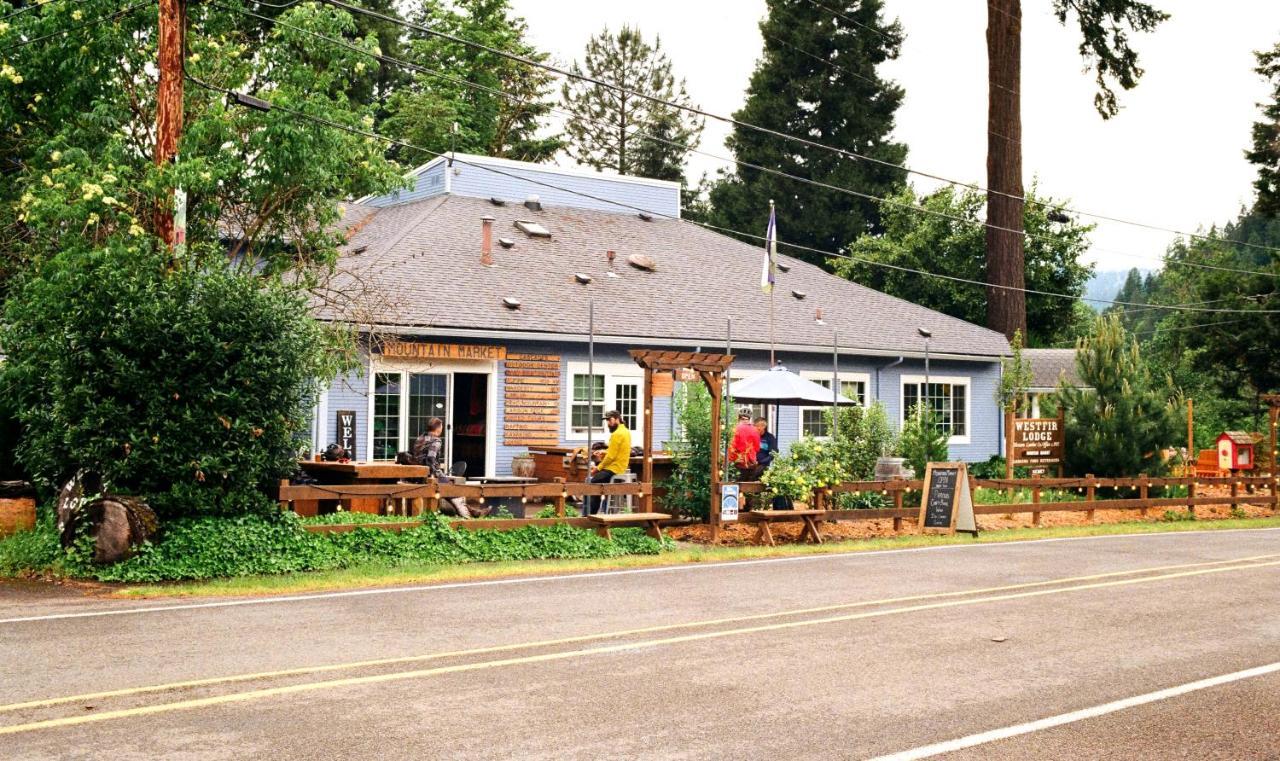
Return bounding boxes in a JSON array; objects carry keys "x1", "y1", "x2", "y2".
[
  {"x1": 490, "y1": 197, "x2": 507, "y2": 207},
  {"x1": 498, "y1": 237, "x2": 515, "y2": 249},
  {"x1": 627, "y1": 253, "x2": 656, "y2": 272},
  {"x1": 776, "y1": 262, "x2": 791, "y2": 273},
  {"x1": 814, "y1": 308, "x2": 825, "y2": 325},
  {"x1": 791, "y1": 290, "x2": 806, "y2": 300},
  {"x1": 502, "y1": 297, "x2": 522, "y2": 310},
  {"x1": 514, "y1": 220, "x2": 551, "y2": 238},
  {"x1": 638, "y1": 212, "x2": 653, "y2": 222},
  {"x1": 574, "y1": 273, "x2": 593, "y2": 284},
  {"x1": 524, "y1": 194, "x2": 542, "y2": 212}
]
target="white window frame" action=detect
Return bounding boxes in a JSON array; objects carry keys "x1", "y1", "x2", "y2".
[
  {"x1": 799, "y1": 371, "x2": 870, "y2": 440},
  {"x1": 900, "y1": 374, "x2": 971, "y2": 445},
  {"x1": 565, "y1": 362, "x2": 644, "y2": 441}
]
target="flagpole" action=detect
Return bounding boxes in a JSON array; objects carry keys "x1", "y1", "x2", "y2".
[{"x1": 768, "y1": 200, "x2": 776, "y2": 368}]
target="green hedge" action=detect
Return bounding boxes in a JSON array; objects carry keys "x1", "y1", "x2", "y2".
[{"x1": 29, "y1": 512, "x2": 667, "y2": 583}]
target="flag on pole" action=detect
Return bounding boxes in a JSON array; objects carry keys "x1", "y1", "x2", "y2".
[{"x1": 761, "y1": 201, "x2": 777, "y2": 294}]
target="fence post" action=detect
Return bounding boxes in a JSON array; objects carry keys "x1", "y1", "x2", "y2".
[
  {"x1": 426, "y1": 478, "x2": 441, "y2": 514},
  {"x1": 892, "y1": 485, "x2": 903, "y2": 532},
  {"x1": 1139, "y1": 476, "x2": 1150, "y2": 519},
  {"x1": 1031, "y1": 475, "x2": 1042, "y2": 527},
  {"x1": 554, "y1": 477, "x2": 567, "y2": 518},
  {"x1": 813, "y1": 487, "x2": 826, "y2": 512},
  {"x1": 1187, "y1": 477, "x2": 1195, "y2": 516},
  {"x1": 1085, "y1": 475, "x2": 1095, "y2": 523},
  {"x1": 1230, "y1": 479, "x2": 1239, "y2": 516}
]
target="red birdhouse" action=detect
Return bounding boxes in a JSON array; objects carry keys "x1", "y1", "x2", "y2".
[{"x1": 1216, "y1": 431, "x2": 1256, "y2": 471}]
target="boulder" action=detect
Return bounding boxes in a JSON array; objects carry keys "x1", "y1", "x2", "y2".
[{"x1": 83, "y1": 495, "x2": 158, "y2": 565}]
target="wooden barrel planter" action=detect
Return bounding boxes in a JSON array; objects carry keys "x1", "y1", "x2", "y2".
[{"x1": 0, "y1": 481, "x2": 37, "y2": 537}]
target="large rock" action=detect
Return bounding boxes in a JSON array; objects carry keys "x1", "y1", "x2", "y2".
[{"x1": 56, "y1": 474, "x2": 158, "y2": 563}]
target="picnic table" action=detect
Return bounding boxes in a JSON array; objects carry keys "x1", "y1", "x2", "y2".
[
  {"x1": 294, "y1": 461, "x2": 430, "y2": 515},
  {"x1": 740, "y1": 509, "x2": 826, "y2": 546}
]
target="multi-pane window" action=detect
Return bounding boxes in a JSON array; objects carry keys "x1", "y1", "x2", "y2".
[
  {"x1": 570, "y1": 374, "x2": 605, "y2": 434},
  {"x1": 615, "y1": 382, "x2": 639, "y2": 431},
  {"x1": 372, "y1": 372, "x2": 402, "y2": 460},
  {"x1": 903, "y1": 380, "x2": 968, "y2": 438},
  {"x1": 407, "y1": 373, "x2": 448, "y2": 440},
  {"x1": 566, "y1": 364, "x2": 643, "y2": 439},
  {"x1": 800, "y1": 376, "x2": 868, "y2": 438}
]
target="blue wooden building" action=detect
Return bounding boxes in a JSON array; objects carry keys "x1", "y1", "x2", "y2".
[{"x1": 310, "y1": 154, "x2": 1011, "y2": 477}]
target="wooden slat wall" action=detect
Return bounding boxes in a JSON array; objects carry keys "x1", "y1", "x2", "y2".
[{"x1": 503, "y1": 353, "x2": 561, "y2": 447}]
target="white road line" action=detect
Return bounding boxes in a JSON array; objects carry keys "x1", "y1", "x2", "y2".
[
  {"x1": 869, "y1": 661, "x2": 1280, "y2": 760},
  {"x1": 2, "y1": 526, "x2": 1278, "y2": 625}
]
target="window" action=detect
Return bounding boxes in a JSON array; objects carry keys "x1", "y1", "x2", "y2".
[
  {"x1": 566, "y1": 363, "x2": 643, "y2": 440},
  {"x1": 901, "y1": 375, "x2": 969, "y2": 442},
  {"x1": 799, "y1": 372, "x2": 869, "y2": 439},
  {"x1": 407, "y1": 373, "x2": 448, "y2": 439},
  {"x1": 372, "y1": 372, "x2": 402, "y2": 460},
  {"x1": 570, "y1": 374, "x2": 605, "y2": 433}
]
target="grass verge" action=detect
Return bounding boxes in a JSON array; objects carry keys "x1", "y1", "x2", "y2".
[{"x1": 112, "y1": 515, "x2": 1280, "y2": 599}]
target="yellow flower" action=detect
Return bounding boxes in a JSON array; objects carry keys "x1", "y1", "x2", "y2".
[
  {"x1": 86, "y1": 212, "x2": 99, "y2": 225},
  {"x1": 188, "y1": 53, "x2": 200, "y2": 63},
  {"x1": 41, "y1": 174, "x2": 51, "y2": 186},
  {"x1": 101, "y1": 196, "x2": 117, "y2": 206},
  {"x1": 71, "y1": 9, "x2": 82, "y2": 20},
  {"x1": 50, "y1": 150, "x2": 61, "y2": 162},
  {"x1": 128, "y1": 222, "x2": 144, "y2": 236}
]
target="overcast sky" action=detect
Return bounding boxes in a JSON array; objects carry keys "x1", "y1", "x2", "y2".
[{"x1": 508, "y1": 0, "x2": 1280, "y2": 272}]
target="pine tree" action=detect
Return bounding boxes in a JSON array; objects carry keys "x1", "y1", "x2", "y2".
[
  {"x1": 382, "y1": 0, "x2": 562, "y2": 162},
  {"x1": 707, "y1": 0, "x2": 907, "y2": 268},
  {"x1": 560, "y1": 25, "x2": 704, "y2": 180},
  {"x1": 1058, "y1": 314, "x2": 1182, "y2": 477},
  {"x1": 984, "y1": 1, "x2": 1167, "y2": 340},
  {"x1": 1247, "y1": 40, "x2": 1280, "y2": 216}
]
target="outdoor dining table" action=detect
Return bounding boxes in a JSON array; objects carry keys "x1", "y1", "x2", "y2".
[{"x1": 295, "y1": 461, "x2": 430, "y2": 515}]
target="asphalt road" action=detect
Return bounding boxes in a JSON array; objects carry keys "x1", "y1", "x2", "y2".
[{"x1": 3, "y1": 528, "x2": 1280, "y2": 760}]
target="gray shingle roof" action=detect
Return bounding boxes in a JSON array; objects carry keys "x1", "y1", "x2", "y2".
[
  {"x1": 319, "y1": 195, "x2": 1011, "y2": 358},
  {"x1": 1024, "y1": 348, "x2": 1086, "y2": 390}
]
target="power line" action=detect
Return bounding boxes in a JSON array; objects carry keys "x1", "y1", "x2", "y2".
[
  {"x1": 316, "y1": 0, "x2": 1280, "y2": 261},
  {"x1": 798, "y1": 0, "x2": 896, "y2": 44},
  {"x1": 0, "y1": 0, "x2": 147, "y2": 54},
  {"x1": 225, "y1": 3, "x2": 1277, "y2": 283},
  {"x1": 191, "y1": 76, "x2": 1280, "y2": 316}
]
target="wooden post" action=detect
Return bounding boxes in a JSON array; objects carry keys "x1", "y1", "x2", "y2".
[
  {"x1": 426, "y1": 478, "x2": 440, "y2": 513},
  {"x1": 1085, "y1": 474, "x2": 1095, "y2": 523},
  {"x1": 1139, "y1": 476, "x2": 1150, "y2": 519},
  {"x1": 707, "y1": 371, "x2": 723, "y2": 542},
  {"x1": 1186, "y1": 477, "x2": 1195, "y2": 516},
  {"x1": 1031, "y1": 475, "x2": 1041, "y2": 527},
  {"x1": 554, "y1": 478, "x2": 567, "y2": 518},
  {"x1": 1230, "y1": 479, "x2": 1239, "y2": 516},
  {"x1": 1004, "y1": 409, "x2": 1015, "y2": 502},
  {"x1": 1270, "y1": 402, "x2": 1279, "y2": 514},
  {"x1": 813, "y1": 487, "x2": 826, "y2": 512},
  {"x1": 1186, "y1": 398, "x2": 1195, "y2": 477},
  {"x1": 892, "y1": 486, "x2": 904, "y2": 532},
  {"x1": 642, "y1": 367, "x2": 655, "y2": 514}
]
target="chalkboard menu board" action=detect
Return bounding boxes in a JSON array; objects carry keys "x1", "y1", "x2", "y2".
[
  {"x1": 923, "y1": 465, "x2": 960, "y2": 529},
  {"x1": 918, "y1": 462, "x2": 977, "y2": 536}
]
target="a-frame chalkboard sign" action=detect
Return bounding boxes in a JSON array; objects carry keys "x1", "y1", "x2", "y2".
[{"x1": 918, "y1": 462, "x2": 978, "y2": 536}]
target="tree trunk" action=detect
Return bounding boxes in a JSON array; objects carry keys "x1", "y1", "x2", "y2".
[{"x1": 986, "y1": 0, "x2": 1026, "y2": 340}]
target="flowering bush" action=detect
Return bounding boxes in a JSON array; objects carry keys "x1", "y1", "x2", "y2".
[{"x1": 761, "y1": 437, "x2": 850, "y2": 504}]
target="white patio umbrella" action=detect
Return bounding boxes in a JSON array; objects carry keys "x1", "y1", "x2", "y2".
[{"x1": 728, "y1": 366, "x2": 859, "y2": 407}]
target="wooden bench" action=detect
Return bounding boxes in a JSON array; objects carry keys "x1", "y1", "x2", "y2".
[
  {"x1": 586, "y1": 512, "x2": 671, "y2": 541},
  {"x1": 1194, "y1": 449, "x2": 1224, "y2": 479},
  {"x1": 740, "y1": 509, "x2": 826, "y2": 546}
]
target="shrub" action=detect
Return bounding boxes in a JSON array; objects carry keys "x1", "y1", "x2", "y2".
[
  {"x1": 0, "y1": 510, "x2": 63, "y2": 576},
  {"x1": 830, "y1": 401, "x2": 897, "y2": 480},
  {"x1": 761, "y1": 437, "x2": 850, "y2": 504},
  {"x1": 1, "y1": 244, "x2": 345, "y2": 518},
  {"x1": 62, "y1": 513, "x2": 668, "y2": 582},
  {"x1": 898, "y1": 404, "x2": 949, "y2": 478},
  {"x1": 661, "y1": 382, "x2": 730, "y2": 518}
]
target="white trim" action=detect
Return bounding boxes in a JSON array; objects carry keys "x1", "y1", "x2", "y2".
[
  {"x1": 564, "y1": 361, "x2": 645, "y2": 442},
  {"x1": 900, "y1": 374, "x2": 972, "y2": 446},
  {"x1": 798, "y1": 371, "x2": 870, "y2": 440},
  {"x1": 313, "y1": 385, "x2": 328, "y2": 457},
  {"x1": 452, "y1": 152, "x2": 683, "y2": 190},
  {"x1": 328, "y1": 323, "x2": 1007, "y2": 364}
]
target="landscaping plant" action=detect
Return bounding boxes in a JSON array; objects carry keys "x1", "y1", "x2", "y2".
[{"x1": 898, "y1": 404, "x2": 950, "y2": 480}]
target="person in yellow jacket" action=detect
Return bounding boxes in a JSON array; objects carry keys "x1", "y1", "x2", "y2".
[{"x1": 589, "y1": 410, "x2": 631, "y2": 515}]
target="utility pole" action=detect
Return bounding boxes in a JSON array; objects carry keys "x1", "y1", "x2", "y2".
[{"x1": 155, "y1": 0, "x2": 185, "y2": 248}]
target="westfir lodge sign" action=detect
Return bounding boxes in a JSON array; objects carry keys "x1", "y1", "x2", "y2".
[{"x1": 1011, "y1": 415, "x2": 1065, "y2": 467}]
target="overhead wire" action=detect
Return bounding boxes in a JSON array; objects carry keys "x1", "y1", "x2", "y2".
[
  {"x1": 222, "y1": 1, "x2": 1278, "y2": 282},
  {"x1": 314, "y1": 0, "x2": 1280, "y2": 261},
  {"x1": 0, "y1": 0, "x2": 147, "y2": 54},
  {"x1": 188, "y1": 75, "x2": 1280, "y2": 316}
]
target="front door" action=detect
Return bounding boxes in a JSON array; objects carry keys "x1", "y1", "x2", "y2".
[{"x1": 408, "y1": 372, "x2": 450, "y2": 465}]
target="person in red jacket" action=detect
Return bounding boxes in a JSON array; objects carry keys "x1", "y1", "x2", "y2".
[{"x1": 728, "y1": 410, "x2": 763, "y2": 481}]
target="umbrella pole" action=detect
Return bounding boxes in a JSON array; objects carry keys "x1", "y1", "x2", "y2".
[
  {"x1": 586, "y1": 300, "x2": 594, "y2": 487},
  {"x1": 832, "y1": 329, "x2": 839, "y2": 440}
]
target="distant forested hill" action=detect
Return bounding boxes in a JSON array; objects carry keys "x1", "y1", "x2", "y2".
[{"x1": 1084, "y1": 269, "x2": 1151, "y2": 311}]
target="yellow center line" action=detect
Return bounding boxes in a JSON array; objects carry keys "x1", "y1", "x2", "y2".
[
  {"x1": 2, "y1": 553, "x2": 1275, "y2": 716},
  {"x1": 2, "y1": 556, "x2": 1279, "y2": 737}
]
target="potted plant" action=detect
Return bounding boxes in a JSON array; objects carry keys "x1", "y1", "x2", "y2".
[{"x1": 510, "y1": 451, "x2": 536, "y2": 479}]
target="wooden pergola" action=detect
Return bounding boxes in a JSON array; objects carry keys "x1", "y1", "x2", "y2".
[{"x1": 630, "y1": 350, "x2": 735, "y2": 537}]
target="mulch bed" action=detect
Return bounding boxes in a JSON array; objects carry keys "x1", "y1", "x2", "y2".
[{"x1": 668, "y1": 485, "x2": 1276, "y2": 546}]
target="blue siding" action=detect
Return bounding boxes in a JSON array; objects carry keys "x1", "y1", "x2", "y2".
[
  {"x1": 365, "y1": 161, "x2": 447, "y2": 208},
  {"x1": 362, "y1": 156, "x2": 681, "y2": 218},
  {"x1": 321, "y1": 338, "x2": 1003, "y2": 475}
]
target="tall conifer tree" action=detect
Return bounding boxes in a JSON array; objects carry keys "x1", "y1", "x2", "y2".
[
  {"x1": 707, "y1": 0, "x2": 908, "y2": 268},
  {"x1": 1248, "y1": 40, "x2": 1280, "y2": 217}
]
